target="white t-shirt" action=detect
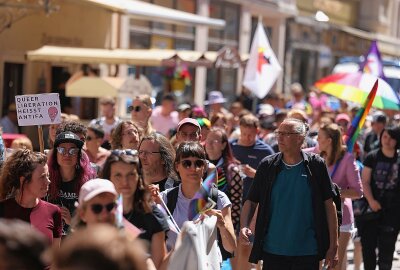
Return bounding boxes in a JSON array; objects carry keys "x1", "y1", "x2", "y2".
[
  {"x1": 160, "y1": 185, "x2": 231, "y2": 250},
  {"x1": 89, "y1": 117, "x2": 120, "y2": 141},
  {"x1": 151, "y1": 106, "x2": 178, "y2": 136}
]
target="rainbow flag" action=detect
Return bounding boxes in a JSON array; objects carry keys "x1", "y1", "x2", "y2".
[
  {"x1": 187, "y1": 159, "x2": 222, "y2": 221},
  {"x1": 345, "y1": 79, "x2": 379, "y2": 152}
]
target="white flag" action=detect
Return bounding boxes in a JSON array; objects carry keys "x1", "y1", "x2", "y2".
[{"x1": 243, "y1": 22, "x2": 282, "y2": 99}]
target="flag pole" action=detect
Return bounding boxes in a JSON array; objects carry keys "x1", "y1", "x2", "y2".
[{"x1": 158, "y1": 194, "x2": 181, "y2": 233}]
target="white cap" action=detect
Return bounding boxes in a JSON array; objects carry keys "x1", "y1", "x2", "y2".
[{"x1": 78, "y1": 179, "x2": 118, "y2": 205}]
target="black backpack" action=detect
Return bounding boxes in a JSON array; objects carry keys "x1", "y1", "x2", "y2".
[
  {"x1": 332, "y1": 183, "x2": 343, "y2": 228},
  {"x1": 165, "y1": 184, "x2": 232, "y2": 260}
]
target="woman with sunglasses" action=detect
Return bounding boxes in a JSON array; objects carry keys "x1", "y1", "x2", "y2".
[
  {"x1": 102, "y1": 150, "x2": 168, "y2": 269},
  {"x1": 130, "y1": 94, "x2": 155, "y2": 137},
  {"x1": 111, "y1": 120, "x2": 141, "y2": 150},
  {"x1": 74, "y1": 178, "x2": 118, "y2": 227},
  {"x1": 0, "y1": 149, "x2": 62, "y2": 246},
  {"x1": 317, "y1": 123, "x2": 363, "y2": 270},
  {"x1": 160, "y1": 142, "x2": 236, "y2": 253},
  {"x1": 47, "y1": 131, "x2": 95, "y2": 236}
]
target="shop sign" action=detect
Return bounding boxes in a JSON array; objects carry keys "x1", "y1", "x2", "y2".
[{"x1": 215, "y1": 46, "x2": 243, "y2": 69}]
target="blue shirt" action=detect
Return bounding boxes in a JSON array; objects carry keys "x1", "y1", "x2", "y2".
[
  {"x1": 263, "y1": 161, "x2": 318, "y2": 256},
  {"x1": 230, "y1": 139, "x2": 274, "y2": 198}
]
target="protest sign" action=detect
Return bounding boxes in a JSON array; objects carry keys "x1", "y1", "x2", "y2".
[{"x1": 15, "y1": 93, "x2": 61, "y2": 126}]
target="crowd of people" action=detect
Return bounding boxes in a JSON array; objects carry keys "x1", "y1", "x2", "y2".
[{"x1": 0, "y1": 84, "x2": 399, "y2": 270}]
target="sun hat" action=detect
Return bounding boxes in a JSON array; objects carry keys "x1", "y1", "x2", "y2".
[
  {"x1": 78, "y1": 179, "x2": 118, "y2": 205},
  {"x1": 204, "y1": 91, "x2": 227, "y2": 105},
  {"x1": 54, "y1": 131, "x2": 84, "y2": 149}
]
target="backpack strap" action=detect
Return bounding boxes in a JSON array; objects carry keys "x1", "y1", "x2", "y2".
[
  {"x1": 210, "y1": 183, "x2": 219, "y2": 209},
  {"x1": 166, "y1": 186, "x2": 180, "y2": 214}
]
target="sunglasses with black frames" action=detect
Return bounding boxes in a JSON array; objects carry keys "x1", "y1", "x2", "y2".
[
  {"x1": 89, "y1": 202, "x2": 117, "y2": 214},
  {"x1": 128, "y1": 105, "x2": 142, "y2": 113},
  {"x1": 179, "y1": 159, "x2": 206, "y2": 169}
]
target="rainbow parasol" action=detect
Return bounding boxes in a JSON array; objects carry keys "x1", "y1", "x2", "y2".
[{"x1": 315, "y1": 71, "x2": 400, "y2": 110}]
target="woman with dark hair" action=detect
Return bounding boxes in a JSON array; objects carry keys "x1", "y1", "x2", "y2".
[
  {"x1": 111, "y1": 120, "x2": 141, "y2": 150},
  {"x1": 102, "y1": 150, "x2": 168, "y2": 269},
  {"x1": 160, "y1": 142, "x2": 236, "y2": 254},
  {"x1": 130, "y1": 94, "x2": 155, "y2": 137},
  {"x1": 317, "y1": 123, "x2": 363, "y2": 270},
  {"x1": 205, "y1": 127, "x2": 242, "y2": 231},
  {"x1": 0, "y1": 149, "x2": 62, "y2": 246},
  {"x1": 47, "y1": 131, "x2": 95, "y2": 236},
  {"x1": 359, "y1": 125, "x2": 400, "y2": 270}
]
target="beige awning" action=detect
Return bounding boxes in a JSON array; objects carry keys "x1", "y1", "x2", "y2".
[
  {"x1": 82, "y1": 0, "x2": 225, "y2": 29},
  {"x1": 26, "y1": 46, "x2": 248, "y2": 67},
  {"x1": 66, "y1": 75, "x2": 152, "y2": 98}
]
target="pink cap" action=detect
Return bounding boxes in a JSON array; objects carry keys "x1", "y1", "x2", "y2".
[
  {"x1": 177, "y1": 118, "x2": 201, "y2": 132},
  {"x1": 78, "y1": 179, "x2": 118, "y2": 205},
  {"x1": 335, "y1": 113, "x2": 351, "y2": 123}
]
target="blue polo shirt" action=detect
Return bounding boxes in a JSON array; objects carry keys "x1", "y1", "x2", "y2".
[{"x1": 263, "y1": 161, "x2": 317, "y2": 256}]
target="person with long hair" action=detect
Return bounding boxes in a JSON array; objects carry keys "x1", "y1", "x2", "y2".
[
  {"x1": 47, "y1": 131, "x2": 95, "y2": 236},
  {"x1": 359, "y1": 125, "x2": 400, "y2": 270},
  {"x1": 111, "y1": 120, "x2": 141, "y2": 150},
  {"x1": 160, "y1": 142, "x2": 236, "y2": 253},
  {"x1": 102, "y1": 150, "x2": 168, "y2": 269},
  {"x1": 130, "y1": 95, "x2": 155, "y2": 136},
  {"x1": 0, "y1": 149, "x2": 62, "y2": 246},
  {"x1": 317, "y1": 123, "x2": 363, "y2": 270}
]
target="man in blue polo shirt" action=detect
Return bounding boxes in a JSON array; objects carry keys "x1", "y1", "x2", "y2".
[
  {"x1": 230, "y1": 113, "x2": 274, "y2": 270},
  {"x1": 230, "y1": 113, "x2": 274, "y2": 199}
]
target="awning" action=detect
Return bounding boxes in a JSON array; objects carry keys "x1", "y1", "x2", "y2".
[
  {"x1": 82, "y1": 0, "x2": 225, "y2": 29},
  {"x1": 26, "y1": 46, "x2": 248, "y2": 68},
  {"x1": 66, "y1": 75, "x2": 152, "y2": 98}
]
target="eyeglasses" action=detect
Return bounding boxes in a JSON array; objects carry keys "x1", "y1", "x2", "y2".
[
  {"x1": 274, "y1": 131, "x2": 301, "y2": 138},
  {"x1": 128, "y1": 106, "x2": 142, "y2": 113},
  {"x1": 122, "y1": 130, "x2": 137, "y2": 136},
  {"x1": 138, "y1": 150, "x2": 160, "y2": 157},
  {"x1": 89, "y1": 202, "x2": 117, "y2": 214},
  {"x1": 56, "y1": 147, "x2": 79, "y2": 156},
  {"x1": 179, "y1": 159, "x2": 206, "y2": 169},
  {"x1": 111, "y1": 149, "x2": 138, "y2": 156}
]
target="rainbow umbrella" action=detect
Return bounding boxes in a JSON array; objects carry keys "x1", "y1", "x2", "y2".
[{"x1": 315, "y1": 71, "x2": 400, "y2": 110}]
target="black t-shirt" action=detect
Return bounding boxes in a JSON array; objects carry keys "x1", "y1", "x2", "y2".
[
  {"x1": 49, "y1": 180, "x2": 78, "y2": 235},
  {"x1": 124, "y1": 205, "x2": 169, "y2": 242},
  {"x1": 363, "y1": 149, "x2": 399, "y2": 207}
]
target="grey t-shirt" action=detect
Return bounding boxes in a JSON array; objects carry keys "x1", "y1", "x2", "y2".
[{"x1": 161, "y1": 184, "x2": 232, "y2": 250}]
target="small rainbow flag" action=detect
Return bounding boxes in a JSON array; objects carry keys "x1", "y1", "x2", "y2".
[
  {"x1": 187, "y1": 159, "x2": 222, "y2": 221},
  {"x1": 345, "y1": 79, "x2": 379, "y2": 152}
]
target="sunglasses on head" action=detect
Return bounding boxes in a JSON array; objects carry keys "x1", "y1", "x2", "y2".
[
  {"x1": 90, "y1": 202, "x2": 117, "y2": 214},
  {"x1": 56, "y1": 147, "x2": 79, "y2": 156},
  {"x1": 180, "y1": 159, "x2": 206, "y2": 169},
  {"x1": 111, "y1": 149, "x2": 138, "y2": 156}
]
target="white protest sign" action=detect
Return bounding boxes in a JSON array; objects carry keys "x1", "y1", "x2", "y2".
[{"x1": 15, "y1": 93, "x2": 61, "y2": 126}]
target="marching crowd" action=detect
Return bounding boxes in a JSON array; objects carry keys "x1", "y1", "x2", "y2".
[{"x1": 0, "y1": 84, "x2": 399, "y2": 270}]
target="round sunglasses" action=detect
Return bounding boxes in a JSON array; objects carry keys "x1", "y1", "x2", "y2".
[
  {"x1": 56, "y1": 147, "x2": 79, "y2": 156},
  {"x1": 179, "y1": 159, "x2": 206, "y2": 169},
  {"x1": 89, "y1": 202, "x2": 117, "y2": 214}
]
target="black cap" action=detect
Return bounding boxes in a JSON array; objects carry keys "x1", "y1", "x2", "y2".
[{"x1": 54, "y1": 132, "x2": 84, "y2": 149}]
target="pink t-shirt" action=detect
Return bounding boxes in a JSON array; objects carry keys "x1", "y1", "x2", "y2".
[
  {"x1": 328, "y1": 152, "x2": 363, "y2": 225},
  {"x1": 151, "y1": 106, "x2": 179, "y2": 136}
]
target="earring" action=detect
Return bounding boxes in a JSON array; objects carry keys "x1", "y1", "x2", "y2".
[{"x1": 76, "y1": 163, "x2": 80, "y2": 170}]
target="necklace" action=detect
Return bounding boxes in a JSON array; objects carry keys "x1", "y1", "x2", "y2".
[{"x1": 282, "y1": 160, "x2": 302, "y2": 170}]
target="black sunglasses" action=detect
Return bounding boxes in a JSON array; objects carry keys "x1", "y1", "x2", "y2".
[
  {"x1": 128, "y1": 106, "x2": 142, "y2": 113},
  {"x1": 90, "y1": 202, "x2": 117, "y2": 214},
  {"x1": 180, "y1": 159, "x2": 206, "y2": 169},
  {"x1": 111, "y1": 149, "x2": 138, "y2": 156}
]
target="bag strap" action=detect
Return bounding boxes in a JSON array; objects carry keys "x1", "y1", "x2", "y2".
[
  {"x1": 330, "y1": 157, "x2": 343, "y2": 179},
  {"x1": 166, "y1": 186, "x2": 180, "y2": 214}
]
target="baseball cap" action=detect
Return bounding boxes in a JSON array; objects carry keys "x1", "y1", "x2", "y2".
[
  {"x1": 177, "y1": 103, "x2": 191, "y2": 112},
  {"x1": 54, "y1": 131, "x2": 84, "y2": 149},
  {"x1": 177, "y1": 118, "x2": 201, "y2": 132},
  {"x1": 78, "y1": 179, "x2": 118, "y2": 205},
  {"x1": 335, "y1": 113, "x2": 351, "y2": 123}
]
